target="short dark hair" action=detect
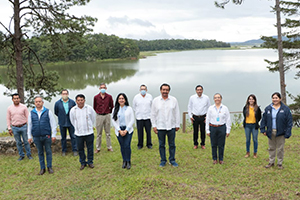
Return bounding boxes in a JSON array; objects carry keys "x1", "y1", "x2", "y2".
[
  {"x1": 160, "y1": 83, "x2": 171, "y2": 91},
  {"x1": 195, "y1": 85, "x2": 203, "y2": 90},
  {"x1": 140, "y1": 84, "x2": 147, "y2": 89},
  {"x1": 100, "y1": 83, "x2": 106, "y2": 87},
  {"x1": 11, "y1": 93, "x2": 19, "y2": 99},
  {"x1": 272, "y1": 92, "x2": 281, "y2": 99},
  {"x1": 75, "y1": 94, "x2": 85, "y2": 100},
  {"x1": 61, "y1": 89, "x2": 69, "y2": 94},
  {"x1": 214, "y1": 93, "x2": 222, "y2": 99}
]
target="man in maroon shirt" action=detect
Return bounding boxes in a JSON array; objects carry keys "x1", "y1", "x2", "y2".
[{"x1": 93, "y1": 83, "x2": 114, "y2": 153}]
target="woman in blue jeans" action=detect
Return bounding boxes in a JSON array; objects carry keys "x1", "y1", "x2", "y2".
[
  {"x1": 112, "y1": 93, "x2": 135, "y2": 169},
  {"x1": 242, "y1": 94, "x2": 262, "y2": 158}
]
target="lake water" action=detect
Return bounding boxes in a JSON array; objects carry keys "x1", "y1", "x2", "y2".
[{"x1": 1, "y1": 49, "x2": 299, "y2": 131}]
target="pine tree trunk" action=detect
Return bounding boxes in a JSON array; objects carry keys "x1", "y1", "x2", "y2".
[
  {"x1": 276, "y1": 0, "x2": 286, "y2": 104},
  {"x1": 14, "y1": 0, "x2": 24, "y2": 103}
]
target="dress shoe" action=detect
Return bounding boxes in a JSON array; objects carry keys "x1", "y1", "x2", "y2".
[
  {"x1": 80, "y1": 165, "x2": 86, "y2": 170},
  {"x1": 27, "y1": 155, "x2": 33, "y2": 160},
  {"x1": 159, "y1": 161, "x2": 166, "y2": 167},
  {"x1": 73, "y1": 151, "x2": 78, "y2": 156},
  {"x1": 147, "y1": 145, "x2": 153, "y2": 149},
  {"x1": 219, "y1": 161, "x2": 224, "y2": 165},
  {"x1": 127, "y1": 161, "x2": 131, "y2": 169},
  {"x1": 62, "y1": 152, "x2": 66, "y2": 156},
  {"x1": 17, "y1": 156, "x2": 24, "y2": 161},
  {"x1": 193, "y1": 145, "x2": 198, "y2": 149},
  {"x1": 244, "y1": 152, "x2": 250, "y2": 158},
  {"x1": 88, "y1": 164, "x2": 94, "y2": 168},
  {"x1": 95, "y1": 149, "x2": 100, "y2": 153},
  {"x1": 201, "y1": 145, "x2": 206, "y2": 149},
  {"x1": 265, "y1": 163, "x2": 274, "y2": 168},
  {"x1": 38, "y1": 169, "x2": 46, "y2": 175},
  {"x1": 213, "y1": 160, "x2": 218, "y2": 165},
  {"x1": 277, "y1": 164, "x2": 284, "y2": 170},
  {"x1": 137, "y1": 146, "x2": 143, "y2": 150},
  {"x1": 122, "y1": 161, "x2": 127, "y2": 169},
  {"x1": 253, "y1": 153, "x2": 257, "y2": 158},
  {"x1": 107, "y1": 148, "x2": 113, "y2": 152},
  {"x1": 48, "y1": 167, "x2": 54, "y2": 174}
]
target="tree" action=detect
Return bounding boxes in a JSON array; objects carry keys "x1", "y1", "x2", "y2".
[
  {"x1": 215, "y1": 0, "x2": 287, "y2": 104},
  {"x1": 0, "y1": 0, "x2": 96, "y2": 104}
]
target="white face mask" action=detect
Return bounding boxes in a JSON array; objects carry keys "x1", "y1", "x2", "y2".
[{"x1": 62, "y1": 95, "x2": 69, "y2": 100}]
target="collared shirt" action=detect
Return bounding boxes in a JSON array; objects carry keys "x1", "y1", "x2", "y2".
[
  {"x1": 118, "y1": 106, "x2": 127, "y2": 127},
  {"x1": 132, "y1": 93, "x2": 153, "y2": 120},
  {"x1": 271, "y1": 104, "x2": 280, "y2": 129},
  {"x1": 188, "y1": 94, "x2": 210, "y2": 118},
  {"x1": 61, "y1": 98, "x2": 69, "y2": 114},
  {"x1": 27, "y1": 107, "x2": 57, "y2": 139},
  {"x1": 6, "y1": 103, "x2": 29, "y2": 130},
  {"x1": 206, "y1": 104, "x2": 231, "y2": 133},
  {"x1": 93, "y1": 93, "x2": 114, "y2": 114},
  {"x1": 151, "y1": 95, "x2": 180, "y2": 130},
  {"x1": 70, "y1": 104, "x2": 96, "y2": 136}
]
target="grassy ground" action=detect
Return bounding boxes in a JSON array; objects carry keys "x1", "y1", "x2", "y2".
[{"x1": 1, "y1": 127, "x2": 300, "y2": 199}]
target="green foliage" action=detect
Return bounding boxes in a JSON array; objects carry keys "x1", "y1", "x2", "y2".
[
  {"x1": 136, "y1": 39, "x2": 230, "y2": 51},
  {"x1": 231, "y1": 113, "x2": 243, "y2": 130},
  {"x1": 288, "y1": 92, "x2": 300, "y2": 127}
]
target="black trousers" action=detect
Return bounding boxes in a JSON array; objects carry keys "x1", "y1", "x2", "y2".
[
  {"x1": 193, "y1": 115, "x2": 206, "y2": 146},
  {"x1": 136, "y1": 119, "x2": 152, "y2": 148}
]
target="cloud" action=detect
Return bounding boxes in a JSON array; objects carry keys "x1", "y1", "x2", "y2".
[
  {"x1": 125, "y1": 29, "x2": 185, "y2": 40},
  {"x1": 107, "y1": 16, "x2": 155, "y2": 27}
]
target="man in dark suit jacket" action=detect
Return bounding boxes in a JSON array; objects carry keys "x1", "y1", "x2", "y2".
[{"x1": 54, "y1": 89, "x2": 77, "y2": 156}]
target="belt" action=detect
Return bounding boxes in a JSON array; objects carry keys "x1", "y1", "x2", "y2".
[
  {"x1": 12, "y1": 123, "x2": 27, "y2": 127},
  {"x1": 97, "y1": 113, "x2": 108, "y2": 115},
  {"x1": 209, "y1": 123, "x2": 224, "y2": 127},
  {"x1": 193, "y1": 114, "x2": 206, "y2": 118}
]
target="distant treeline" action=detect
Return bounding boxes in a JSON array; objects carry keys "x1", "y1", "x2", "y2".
[
  {"x1": 135, "y1": 39, "x2": 231, "y2": 51},
  {"x1": 0, "y1": 33, "x2": 230, "y2": 65}
]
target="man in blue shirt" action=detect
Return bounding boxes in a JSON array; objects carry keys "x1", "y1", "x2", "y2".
[{"x1": 54, "y1": 89, "x2": 77, "y2": 156}]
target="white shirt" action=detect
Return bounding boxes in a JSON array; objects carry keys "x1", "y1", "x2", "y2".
[
  {"x1": 69, "y1": 104, "x2": 96, "y2": 136},
  {"x1": 27, "y1": 107, "x2": 57, "y2": 139},
  {"x1": 151, "y1": 95, "x2": 180, "y2": 130},
  {"x1": 206, "y1": 104, "x2": 231, "y2": 134},
  {"x1": 111, "y1": 106, "x2": 135, "y2": 136},
  {"x1": 132, "y1": 93, "x2": 152, "y2": 120},
  {"x1": 188, "y1": 94, "x2": 210, "y2": 118}
]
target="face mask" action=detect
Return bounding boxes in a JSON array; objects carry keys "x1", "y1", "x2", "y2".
[
  {"x1": 62, "y1": 95, "x2": 69, "y2": 100},
  {"x1": 140, "y1": 90, "x2": 146, "y2": 96},
  {"x1": 100, "y1": 89, "x2": 106, "y2": 94}
]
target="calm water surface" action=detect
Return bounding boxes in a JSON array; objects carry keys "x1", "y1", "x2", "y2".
[{"x1": 1, "y1": 49, "x2": 299, "y2": 131}]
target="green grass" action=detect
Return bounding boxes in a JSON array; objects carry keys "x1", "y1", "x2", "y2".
[{"x1": 1, "y1": 128, "x2": 300, "y2": 199}]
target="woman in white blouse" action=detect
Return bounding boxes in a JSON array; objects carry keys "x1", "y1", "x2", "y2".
[
  {"x1": 206, "y1": 93, "x2": 231, "y2": 164},
  {"x1": 111, "y1": 93, "x2": 135, "y2": 169}
]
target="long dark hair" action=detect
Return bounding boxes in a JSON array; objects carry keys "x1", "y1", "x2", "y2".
[
  {"x1": 113, "y1": 93, "x2": 129, "y2": 121},
  {"x1": 245, "y1": 94, "x2": 258, "y2": 116}
]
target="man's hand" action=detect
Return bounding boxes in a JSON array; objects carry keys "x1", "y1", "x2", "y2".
[
  {"x1": 263, "y1": 132, "x2": 267, "y2": 136},
  {"x1": 207, "y1": 133, "x2": 210, "y2": 137},
  {"x1": 52, "y1": 137, "x2": 56, "y2": 143},
  {"x1": 153, "y1": 127, "x2": 158, "y2": 134},
  {"x1": 226, "y1": 133, "x2": 230, "y2": 137},
  {"x1": 190, "y1": 117, "x2": 194, "y2": 124},
  {"x1": 8, "y1": 129, "x2": 13, "y2": 136},
  {"x1": 175, "y1": 127, "x2": 180, "y2": 131},
  {"x1": 28, "y1": 138, "x2": 33, "y2": 144}
]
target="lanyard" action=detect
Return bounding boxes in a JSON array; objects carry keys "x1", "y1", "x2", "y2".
[{"x1": 214, "y1": 105, "x2": 222, "y2": 122}]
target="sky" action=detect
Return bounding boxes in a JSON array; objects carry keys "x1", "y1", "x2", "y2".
[{"x1": 0, "y1": 0, "x2": 278, "y2": 42}]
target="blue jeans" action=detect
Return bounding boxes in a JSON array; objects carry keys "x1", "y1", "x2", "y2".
[
  {"x1": 59, "y1": 126, "x2": 77, "y2": 152},
  {"x1": 11, "y1": 124, "x2": 31, "y2": 157},
  {"x1": 33, "y1": 135, "x2": 52, "y2": 169},
  {"x1": 117, "y1": 126, "x2": 133, "y2": 162},
  {"x1": 209, "y1": 125, "x2": 226, "y2": 161},
  {"x1": 76, "y1": 134, "x2": 94, "y2": 165},
  {"x1": 157, "y1": 128, "x2": 176, "y2": 163},
  {"x1": 244, "y1": 123, "x2": 258, "y2": 153}
]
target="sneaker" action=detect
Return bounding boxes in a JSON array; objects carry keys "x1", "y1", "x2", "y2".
[
  {"x1": 265, "y1": 163, "x2": 274, "y2": 168},
  {"x1": 170, "y1": 161, "x2": 178, "y2": 167},
  {"x1": 277, "y1": 164, "x2": 284, "y2": 170},
  {"x1": 159, "y1": 162, "x2": 166, "y2": 167},
  {"x1": 27, "y1": 155, "x2": 33, "y2": 160},
  {"x1": 17, "y1": 156, "x2": 24, "y2": 161}
]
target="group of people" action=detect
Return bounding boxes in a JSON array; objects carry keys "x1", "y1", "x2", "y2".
[{"x1": 6, "y1": 82, "x2": 293, "y2": 175}]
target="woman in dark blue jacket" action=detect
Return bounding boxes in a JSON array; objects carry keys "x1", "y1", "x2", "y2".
[{"x1": 260, "y1": 92, "x2": 293, "y2": 169}]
